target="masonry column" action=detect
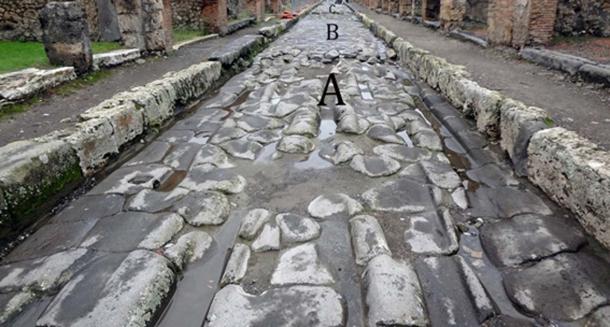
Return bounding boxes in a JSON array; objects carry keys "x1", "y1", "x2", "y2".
[
  {"x1": 269, "y1": 0, "x2": 282, "y2": 14},
  {"x1": 202, "y1": 0, "x2": 228, "y2": 35},
  {"x1": 439, "y1": 0, "x2": 465, "y2": 30},
  {"x1": 527, "y1": 0, "x2": 558, "y2": 44},
  {"x1": 398, "y1": 0, "x2": 410, "y2": 16},
  {"x1": 246, "y1": 0, "x2": 264, "y2": 22},
  {"x1": 39, "y1": 1, "x2": 93, "y2": 74},
  {"x1": 487, "y1": 0, "x2": 514, "y2": 46}
]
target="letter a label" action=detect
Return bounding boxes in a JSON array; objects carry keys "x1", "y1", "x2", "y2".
[{"x1": 318, "y1": 73, "x2": 345, "y2": 106}]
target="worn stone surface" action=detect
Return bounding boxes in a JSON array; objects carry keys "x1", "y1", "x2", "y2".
[
  {"x1": 220, "y1": 139, "x2": 263, "y2": 160},
  {"x1": 164, "y1": 231, "x2": 213, "y2": 269},
  {"x1": 221, "y1": 243, "x2": 250, "y2": 286},
  {"x1": 181, "y1": 165, "x2": 246, "y2": 194},
  {"x1": 364, "y1": 255, "x2": 428, "y2": 327},
  {"x1": 277, "y1": 135, "x2": 316, "y2": 154},
  {"x1": 350, "y1": 215, "x2": 391, "y2": 265},
  {"x1": 503, "y1": 253, "x2": 610, "y2": 321},
  {"x1": 363, "y1": 178, "x2": 436, "y2": 213},
  {"x1": 480, "y1": 213, "x2": 587, "y2": 267},
  {"x1": 251, "y1": 224, "x2": 280, "y2": 252},
  {"x1": 37, "y1": 250, "x2": 175, "y2": 327},
  {"x1": 404, "y1": 209, "x2": 459, "y2": 255},
  {"x1": 319, "y1": 140, "x2": 363, "y2": 165},
  {"x1": 206, "y1": 285, "x2": 344, "y2": 327},
  {"x1": 307, "y1": 193, "x2": 363, "y2": 219},
  {"x1": 276, "y1": 213, "x2": 321, "y2": 243},
  {"x1": 238, "y1": 208, "x2": 271, "y2": 240},
  {"x1": 39, "y1": 1, "x2": 93, "y2": 74},
  {"x1": 270, "y1": 243, "x2": 334, "y2": 285},
  {"x1": 171, "y1": 191, "x2": 230, "y2": 226},
  {"x1": 350, "y1": 154, "x2": 401, "y2": 177},
  {"x1": 528, "y1": 127, "x2": 610, "y2": 248}
]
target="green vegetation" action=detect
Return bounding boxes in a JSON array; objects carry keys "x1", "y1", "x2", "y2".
[
  {"x1": 173, "y1": 28, "x2": 207, "y2": 43},
  {"x1": 0, "y1": 41, "x2": 122, "y2": 74}
]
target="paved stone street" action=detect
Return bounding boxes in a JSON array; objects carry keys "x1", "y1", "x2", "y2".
[{"x1": 1, "y1": 3, "x2": 610, "y2": 326}]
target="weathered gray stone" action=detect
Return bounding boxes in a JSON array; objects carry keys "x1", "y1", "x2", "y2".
[
  {"x1": 247, "y1": 129, "x2": 282, "y2": 144},
  {"x1": 89, "y1": 163, "x2": 172, "y2": 195},
  {"x1": 364, "y1": 255, "x2": 428, "y2": 327},
  {"x1": 412, "y1": 130, "x2": 443, "y2": 151},
  {"x1": 126, "y1": 141, "x2": 171, "y2": 167},
  {"x1": 125, "y1": 188, "x2": 189, "y2": 213},
  {"x1": 277, "y1": 135, "x2": 315, "y2": 154},
  {"x1": 206, "y1": 285, "x2": 344, "y2": 327},
  {"x1": 504, "y1": 253, "x2": 610, "y2": 321},
  {"x1": 93, "y1": 48, "x2": 141, "y2": 69},
  {"x1": 480, "y1": 214, "x2": 587, "y2": 267},
  {"x1": 271, "y1": 243, "x2": 334, "y2": 285},
  {"x1": 527, "y1": 127, "x2": 610, "y2": 248},
  {"x1": 276, "y1": 213, "x2": 321, "y2": 243},
  {"x1": 80, "y1": 212, "x2": 180, "y2": 252},
  {"x1": 237, "y1": 115, "x2": 284, "y2": 132},
  {"x1": 318, "y1": 140, "x2": 363, "y2": 165},
  {"x1": 171, "y1": 191, "x2": 230, "y2": 226},
  {"x1": 372, "y1": 144, "x2": 431, "y2": 163},
  {"x1": 251, "y1": 224, "x2": 280, "y2": 252},
  {"x1": 415, "y1": 255, "x2": 497, "y2": 326},
  {"x1": 350, "y1": 155, "x2": 401, "y2": 177},
  {"x1": 420, "y1": 159, "x2": 462, "y2": 190},
  {"x1": 238, "y1": 208, "x2": 272, "y2": 240},
  {"x1": 164, "y1": 231, "x2": 213, "y2": 269},
  {"x1": 284, "y1": 107, "x2": 321, "y2": 137},
  {"x1": 499, "y1": 100, "x2": 549, "y2": 176},
  {"x1": 0, "y1": 249, "x2": 89, "y2": 293},
  {"x1": 192, "y1": 144, "x2": 233, "y2": 168},
  {"x1": 220, "y1": 139, "x2": 263, "y2": 160},
  {"x1": 307, "y1": 193, "x2": 363, "y2": 219},
  {"x1": 221, "y1": 243, "x2": 250, "y2": 286},
  {"x1": 349, "y1": 215, "x2": 391, "y2": 265},
  {"x1": 366, "y1": 124, "x2": 404, "y2": 144},
  {"x1": 181, "y1": 165, "x2": 247, "y2": 194},
  {"x1": 587, "y1": 306, "x2": 610, "y2": 327},
  {"x1": 209, "y1": 127, "x2": 247, "y2": 144},
  {"x1": 404, "y1": 210, "x2": 459, "y2": 255},
  {"x1": 162, "y1": 143, "x2": 201, "y2": 170},
  {"x1": 0, "y1": 67, "x2": 75, "y2": 103},
  {"x1": 39, "y1": 2, "x2": 93, "y2": 74},
  {"x1": 37, "y1": 250, "x2": 174, "y2": 327},
  {"x1": 363, "y1": 178, "x2": 436, "y2": 213},
  {"x1": 466, "y1": 163, "x2": 519, "y2": 188}
]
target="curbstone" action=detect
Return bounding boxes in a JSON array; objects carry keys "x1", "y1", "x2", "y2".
[
  {"x1": 578, "y1": 64, "x2": 610, "y2": 86},
  {"x1": 520, "y1": 48, "x2": 594, "y2": 76},
  {"x1": 81, "y1": 100, "x2": 145, "y2": 149},
  {"x1": 0, "y1": 136, "x2": 82, "y2": 239},
  {"x1": 162, "y1": 61, "x2": 222, "y2": 105},
  {"x1": 527, "y1": 127, "x2": 610, "y2": 248},
  {"x1": 0, "y1": 67, "x2": 76, "y2": 105},
  {"x1": 65, "y1": 117, "x2": 119, "y2": 175},
  {"x1": 93, "y1": 48, "x2": 141, "y2": 69},
  {"x1": 499, "y1": 99, "x2": 549, "y2": 176}
]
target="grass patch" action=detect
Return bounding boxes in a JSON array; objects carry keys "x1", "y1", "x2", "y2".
[
  {"x1": 0, "y1": 96, "x2": 41, "y2": 121},
  {"x1": 173, "y1": 28, "x2": 207, "y2": 43},
  {"x1": 0, "y1": 41, "x2": 122, "y2": 74},
  {"x1": 53, "y1": 70, "x2": 112, "y2": 96}
]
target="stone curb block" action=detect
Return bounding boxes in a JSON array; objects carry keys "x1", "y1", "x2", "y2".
[
  {"x1": 172, "y1": 34, "x2": 219, "y2": 51},
  {"x1": 527, "y1": 127, "x2": 610, "y2": 248},
  {"x1": 0, "y1": 136, "x2": 82, "y2": 238},
  {"x1": 520, "y1": 47, "x2": 595, "y2": 76},
  {"x1": 579, "y1": 64, "x2": 610, "y2": 86},
  {"x1": 0, "y1": 67, "x2": 76, "y2": 105},
  {"x1": 93, "y1": 48, "x2": 142, "y2": 69},
  {"x1": 208, "y1": 35, "x2": 265, "y2": 67},
  {"x1": 356, "y1": 12, "x2": 610, "y2": 249}
]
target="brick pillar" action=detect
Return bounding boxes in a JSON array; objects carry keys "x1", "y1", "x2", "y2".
[
  {"x1": 487, "y1": 0, "x2": 514, "y2": 45},
  {"x1": 399, "y1": 0, "x2": 410, "y2": 16},
  {"x1": 202, "y1": 0, "x2": 228, "y2": 34},
  {"x1": 439, "y1": 0, "x2": 465, "y2": 30},
  {"x1": 421, "y1": 0, "x2": 428, "y2": 19},
  {"x1": 527, "y1": 0, "x2": 558, "y2": 44},
  {"x1": 143, "y1": 0, "x2": 172, "y2": 52},
  {"x1": 246, "y1": 0, "x2": 264, "y2": 21},
  {"x1": 39, "y1": 1, "x2": 93, "y2": 74},
  {"x1": 487, "y1": 0, "x2": 558, "y2": 47},
  {"x1": 390, "y1": 0, "x2": 399, "y2": 14},
  {"x1": 269, "y1": 0, "x2": 281, "y2": 14}
]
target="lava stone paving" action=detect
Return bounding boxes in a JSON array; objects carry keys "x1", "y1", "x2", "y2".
[{"x1": 1, "y1": 3, "x2": 610, "y2": 327}]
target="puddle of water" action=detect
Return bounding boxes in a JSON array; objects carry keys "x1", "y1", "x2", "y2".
[
  {"x1": 319, "y1": 119, "x2": 337, "y2": 140},
  {"x1": 255, "y1": 142, "x2": 279, "y2": 163},
  {"x1": 397, "y1": 131, "x2": 414, "y2": 147},
  {"x1": 293, "y1": 150, "x2": 333, "y2": 170}
]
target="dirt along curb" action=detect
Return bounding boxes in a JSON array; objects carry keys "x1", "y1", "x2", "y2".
[
  {"x1": 353, "y1": 9, "x2": 610, "y2": 249},
  {"x1": 0, "y1": 2, "x2": 321, "y2": 246}
]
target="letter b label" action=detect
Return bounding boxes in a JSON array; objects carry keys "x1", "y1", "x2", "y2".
[{"x1": 327, "y1": 24, "x2": 338, "y2": 40}]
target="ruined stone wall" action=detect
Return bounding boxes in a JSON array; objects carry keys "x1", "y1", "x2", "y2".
[
  {"x1": 555, "y1": 0, "x2": 610, "y2": 37},
  {"x1": 465, "y1": 0, "x2": 488, "y2": 23},
  {"x1": 0, "y1": 0, "x2": 104, "y2": 41},
  {"x1": 171, "y1": 0, "x2": 205, "y2": 28}
]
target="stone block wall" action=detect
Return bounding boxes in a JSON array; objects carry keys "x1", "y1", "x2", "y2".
[
  {"x1": 487, "y1": 0, "x2": 558, "y2": 47},
  {"x1": 171, "y1": 0, "x2": 205, "y2": 28},
  {"x1": 464, "y1": 0, "x2": 488, "y2": 23},
  {"x1": 0, "y1": 0, "x2": 112, "y2": 41},
  {"x1": 528, "y1": 0, "x2": 559, "y2": 44},
  {"x1": 555, "y1": 0, "x2": 610, "y2": 37}
]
